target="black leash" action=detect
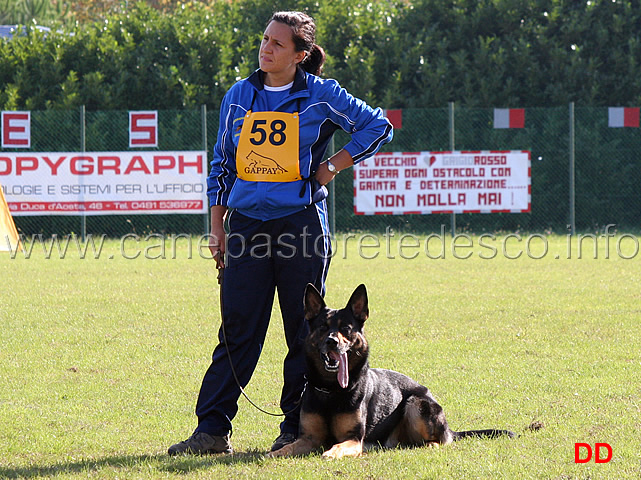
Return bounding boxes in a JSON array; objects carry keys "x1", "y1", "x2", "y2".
[{"x1": 216, "y1": 261, "x2": 304, "y2": 417}]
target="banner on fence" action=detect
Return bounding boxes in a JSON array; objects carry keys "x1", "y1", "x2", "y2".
[
  {"x1": 354, "y1": 150, "x2": 531, "y2": 215},
  {"x1": 0, "y1": 151, "x2": 207, "y2": 216}
]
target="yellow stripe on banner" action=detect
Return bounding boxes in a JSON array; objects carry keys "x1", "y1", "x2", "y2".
[{"x1": 0, "y1": 185, "x2": 22, "y2": 252}]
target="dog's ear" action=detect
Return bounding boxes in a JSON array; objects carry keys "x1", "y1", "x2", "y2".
[
  {"x1": 347, "y1": 284, "x2": 369, "y2": 323},
  {"x1": 304, "y1": 283, "x2": 325, "y2": 320}
]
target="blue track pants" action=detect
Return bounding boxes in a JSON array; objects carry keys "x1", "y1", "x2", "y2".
[{"x1": 194, "y1": 203, "x2": 331, "y2": 436}]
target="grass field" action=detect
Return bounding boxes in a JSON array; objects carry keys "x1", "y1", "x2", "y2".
[{"x1": 1, "y1": 232, "x2": 640, "y2": 479}]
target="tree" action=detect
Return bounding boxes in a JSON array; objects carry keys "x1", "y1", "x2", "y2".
[
  {"x1": 1, "y1": 0, "x2": 71, "y2": 27},
  {"x1": 3, "y1": 0, "x2": 641, "y2": 110}
]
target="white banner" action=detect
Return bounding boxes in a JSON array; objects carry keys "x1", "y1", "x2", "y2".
[
  {"x1": 0, "y1": 151, "x2": 207, "y2": 215},
  {"x1": 354, "y1": 150, "x2": 530, "y2": 215}
]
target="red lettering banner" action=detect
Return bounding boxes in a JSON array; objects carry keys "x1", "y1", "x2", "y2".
[
  {"x1": 353, "y1": 150, "x2": 531, "y2": 215},
  {"x1": 0, "y1": 151, "x2": 207, "y2": 216}
]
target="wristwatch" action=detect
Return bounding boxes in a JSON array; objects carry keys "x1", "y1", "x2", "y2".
[{"x1": 326, "y1": 160, "x2": 338, "y2": 174}]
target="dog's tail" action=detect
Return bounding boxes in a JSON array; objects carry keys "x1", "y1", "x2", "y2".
[{"x1": 453, "y1": 429, "x2": 516, "y2": 440}]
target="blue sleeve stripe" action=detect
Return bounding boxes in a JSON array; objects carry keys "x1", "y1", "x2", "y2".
[{"x1": 352, "y1": 122, "x2": 393, "y2": 163}]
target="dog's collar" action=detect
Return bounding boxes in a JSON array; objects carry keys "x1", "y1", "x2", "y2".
[{"x1": 314, "y1": 386, "x2": 333, "y2": 395}]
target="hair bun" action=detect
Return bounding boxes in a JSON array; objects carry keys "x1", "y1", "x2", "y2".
[{"x1": 302, "y1": 44, "x2": 326, "y2": 76}]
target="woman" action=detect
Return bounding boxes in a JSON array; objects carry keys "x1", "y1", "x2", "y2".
[{"x1": 168, "y1": 11, "x2": 392, "y2": 455}]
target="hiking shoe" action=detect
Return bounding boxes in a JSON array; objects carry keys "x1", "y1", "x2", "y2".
[
  {"x1": 270, "y1": 432, "x2": 297, "y2": 452},
  {"x1": 168, "y1": 432, "x2": 233, "y2": 456}
]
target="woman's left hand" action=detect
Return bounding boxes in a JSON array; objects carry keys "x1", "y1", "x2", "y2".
[
  {"x1": 315, "y1": 161, "x2": 337, "y2": 186},
  {"x1": 314, "y1": 149, "x2": 354, "y2": 185}
]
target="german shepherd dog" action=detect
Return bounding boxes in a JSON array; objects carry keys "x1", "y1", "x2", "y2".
[{"x1": 269, "y1": 284, "x2": 515, "y2": 459}]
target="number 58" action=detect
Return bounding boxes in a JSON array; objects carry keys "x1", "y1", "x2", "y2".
[{"x1": 249, "y1": 119, "x2": 287, "y2": 146}]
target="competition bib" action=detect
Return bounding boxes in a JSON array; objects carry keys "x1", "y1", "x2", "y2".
[{"x1": 236, "y1": 110, "x2": 301, "y2": 182}]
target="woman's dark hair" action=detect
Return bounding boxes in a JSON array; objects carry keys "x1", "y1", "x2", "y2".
[{"x1": 269, "y1": 11, "x2": 326, "y2": 76}]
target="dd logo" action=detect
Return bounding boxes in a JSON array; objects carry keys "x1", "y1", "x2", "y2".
[{"x1": 574, "y1": 443, "x2": 613, "y2": 463}]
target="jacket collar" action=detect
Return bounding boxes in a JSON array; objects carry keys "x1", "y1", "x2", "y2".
[{"x1": 247, "y1": 66, "x2": 308, "y2": 95}]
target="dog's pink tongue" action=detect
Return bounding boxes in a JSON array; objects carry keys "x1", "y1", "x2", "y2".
[
  {"x1": 337, "y1": 352, "x2": 349, "y2": 388},
  {"x1": 328, "y1": 351, "x2": 349, "y2": 388}
]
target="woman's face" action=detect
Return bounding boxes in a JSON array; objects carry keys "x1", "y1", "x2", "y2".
[{"x1": 259, "y1": 20, "x2": 305, "y2": 84}]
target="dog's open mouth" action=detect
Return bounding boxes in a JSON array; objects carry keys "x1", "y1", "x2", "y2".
[{"x1": 322, "y1": 350, "x2": 349, "y2": 388}]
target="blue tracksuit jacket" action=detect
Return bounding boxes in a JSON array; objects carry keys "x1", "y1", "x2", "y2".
[{"x1": 206, "y1": 67, "x2": 393, "y2": 221}]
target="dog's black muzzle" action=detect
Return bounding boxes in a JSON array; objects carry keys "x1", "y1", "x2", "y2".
[{"x1": 320, "y1": 333, "x2": 342, "y2": 372}]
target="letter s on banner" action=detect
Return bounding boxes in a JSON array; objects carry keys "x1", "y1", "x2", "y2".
[
  {"x1": 2, "y1": 111, "x2": 31, "y2": 148},
  {"x1": 129, "y1": 111, "x2": 158, "y2": 147}
]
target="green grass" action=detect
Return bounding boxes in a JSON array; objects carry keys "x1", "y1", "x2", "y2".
[{"x1": 1, "y1": 233, "x2": 641, "y2": 479}]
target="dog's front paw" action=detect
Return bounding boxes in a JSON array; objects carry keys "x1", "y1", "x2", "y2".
[
  {"x1": 266, "y1": 445, "x2": 292, "y2": 458},
  {"x1": 267, "y1": 438, "x2": 319, "y2": 458},
  {"x1": 322, "y1": 440, "x2": 363, "y2": 459}
]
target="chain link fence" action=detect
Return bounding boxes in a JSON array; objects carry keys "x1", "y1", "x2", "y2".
[{"x1": 3, "y1": 105, "x2": 640, "y2": 238}]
